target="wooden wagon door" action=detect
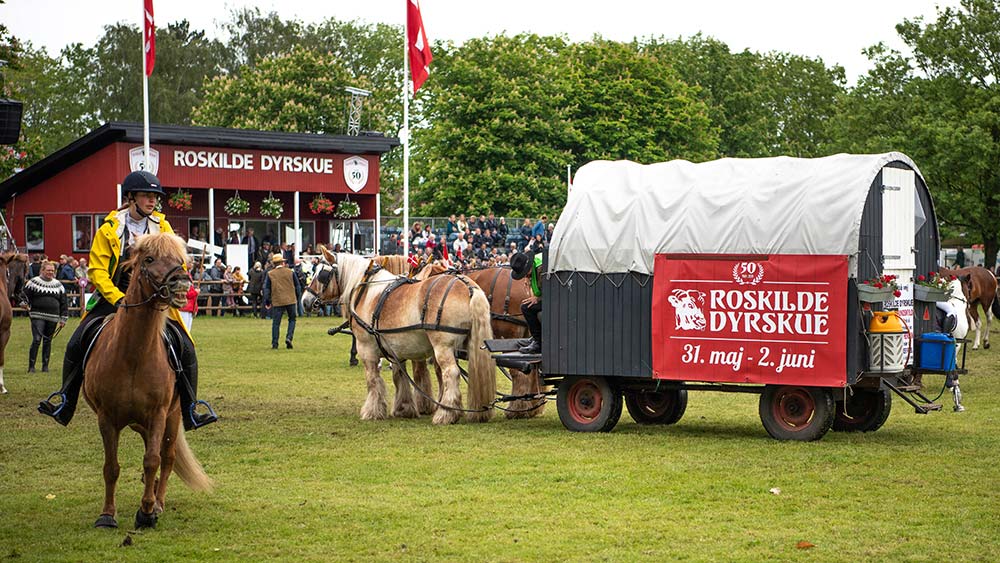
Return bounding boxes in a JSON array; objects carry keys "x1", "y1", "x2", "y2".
[{"x1": 881, "y1": 166, "x2": 917, "y2": 362}]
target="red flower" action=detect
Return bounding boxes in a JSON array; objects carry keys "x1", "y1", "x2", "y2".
[
  {"x1": 893, "y1": 290, "x2": 901, "y2": 297},
  {"x1": 918, "y1": 275, "x2": 926, "y2": 281},
  {"x1": 874, "y1": 282, "x2": 883, "y2": 289}
]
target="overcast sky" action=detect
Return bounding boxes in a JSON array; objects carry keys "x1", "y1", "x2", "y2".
[{"x1": 2, "y1": 0, "x2": 959, "y2": 83}]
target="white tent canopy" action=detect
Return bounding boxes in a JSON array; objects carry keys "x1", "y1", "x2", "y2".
[{"x1": 548, "y1": 153, "x2": 924, "y2": 275}]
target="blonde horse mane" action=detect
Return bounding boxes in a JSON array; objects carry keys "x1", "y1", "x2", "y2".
[{"x1": 128, "y1": 232, "x2": 189, "y2": 266}]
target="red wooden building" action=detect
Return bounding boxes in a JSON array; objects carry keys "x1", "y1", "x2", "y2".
[{"x1": 0, "y1": 121, "x2": 399, "y2": 260}]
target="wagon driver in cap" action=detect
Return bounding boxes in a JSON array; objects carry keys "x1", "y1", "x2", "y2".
[
  {"x1": 38, "y1": 170, "x2": 218, "y2": 430},
  {"x1": 510, "y1": 251, "x2": 544, "y2": 354}
]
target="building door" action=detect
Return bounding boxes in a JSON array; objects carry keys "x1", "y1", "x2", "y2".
[{"x1": 329, "y1": 220, "x2": 376, "y2": 255}]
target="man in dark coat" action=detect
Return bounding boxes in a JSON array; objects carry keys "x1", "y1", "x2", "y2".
[
  {"x1": 242, "y1": 227, "x2": 260, "y2": 266},
  {"x1": 511, "y1": 251, "x2": 543, "y2": 354},
  {"x1": 263, "y1": 254, "x2": 303, "y2": 349}
]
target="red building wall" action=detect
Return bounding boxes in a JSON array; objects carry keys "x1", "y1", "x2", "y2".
[{"x1": 5, "y1": 141, "x2": 382, "y2": 259}]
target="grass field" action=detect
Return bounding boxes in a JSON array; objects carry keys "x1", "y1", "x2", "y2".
[{"x1": 1, "y1": 315, "x2": 998, "y2": 562}]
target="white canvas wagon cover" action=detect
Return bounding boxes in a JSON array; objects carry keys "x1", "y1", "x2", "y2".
[{"x1": 548, "y1": 152, "x2": 923, "y2": 275}]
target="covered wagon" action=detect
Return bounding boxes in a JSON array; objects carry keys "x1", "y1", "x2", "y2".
[{"x1": 498, "y1": 152, "x2": 952, "y2": 440}]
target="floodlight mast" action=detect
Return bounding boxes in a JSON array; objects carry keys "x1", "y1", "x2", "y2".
[{"x1": 344, "y1": 87, "x2": 372, "y2": 136}]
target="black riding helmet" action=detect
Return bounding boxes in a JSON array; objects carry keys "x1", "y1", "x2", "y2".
[{"x1": 122, "y1": 170, "x2": 166, "y2": 197}]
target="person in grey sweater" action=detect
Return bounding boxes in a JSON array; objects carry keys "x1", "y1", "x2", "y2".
[{"x1": 23, "y1": 261, "x2": 68, "y2": 372}]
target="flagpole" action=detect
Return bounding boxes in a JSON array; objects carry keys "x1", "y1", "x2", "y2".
[
  {"x1": 402, "y1": 2, "x2": 410, "y2": 259},
  {"x1": 141, "y1": 2, "x2": 151, "y2": 171}
]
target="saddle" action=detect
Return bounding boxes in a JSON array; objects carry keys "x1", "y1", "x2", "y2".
[{"x1": 79, "y1": 313, "x2": 186, "y2": 377}]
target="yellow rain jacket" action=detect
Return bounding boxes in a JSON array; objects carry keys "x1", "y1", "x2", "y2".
[{"x1": 86, "y1": 209, "x2": 192, "y2": 340}]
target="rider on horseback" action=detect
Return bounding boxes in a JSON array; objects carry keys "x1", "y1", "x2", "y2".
[{"x1": 38, "y1": 171, "x2": 218, "y2": 430}]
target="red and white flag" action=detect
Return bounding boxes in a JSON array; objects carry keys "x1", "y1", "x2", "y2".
[
  {"x1": 143, "y1": 0, "x2": 155, "y2": 76},
  {"x1": 407, "y1": 0, "x2": 433, "y2": 92}
]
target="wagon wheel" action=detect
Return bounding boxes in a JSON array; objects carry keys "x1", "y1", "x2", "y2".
[
  {"x1": 624, "y1": 389, "x2": 688, "y2": 425},
  {"x1": 556, "y1": 376, "x2": 622, "y2": 432},
  {"x1": 832, "y1": 386, "x2": 892, "y2": 433},
  {"x1": 758, "y1": 385, "x2": 834, "y2": 441}
]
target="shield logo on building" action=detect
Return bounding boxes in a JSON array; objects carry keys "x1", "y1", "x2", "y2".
[
  {"x1": 129, "y1": 146, "x2": 160, "y2": 175},
  {"x1": 344, "y1": 156, "x2": 369, "y2": 192}
]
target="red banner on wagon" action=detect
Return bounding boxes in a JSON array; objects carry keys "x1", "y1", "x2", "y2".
[{"x1": 652, "y1": 254, "x2": 848, "y2": 387}]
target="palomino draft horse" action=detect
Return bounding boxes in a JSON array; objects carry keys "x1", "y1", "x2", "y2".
[
  {"x1": 0, "y1": 252, "x2": 29, "y2": 394},
  {"x1": 83, "y1": 233, "x2": 211, "y2": 529},
  {"x1": 939, "y1": 266, "x2": 997, "y2": 350},
  {"x1": 305, "y1": 248, "x2": 496, "y2": 424}
]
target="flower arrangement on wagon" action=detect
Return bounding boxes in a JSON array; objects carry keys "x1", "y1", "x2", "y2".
[
  {"x1": 334, "y1": 199, "x2": 361, "y2": 219},
  {"x1": 260, "y1": 194, "x2": 283, "y2": 218},
  {"x1": 857, "y1": 273, "x2": 901, "y2": 302},
  {"x1": 308, "y1": 194, "x2": 335, "y2": 215},
  {"x1": 913, "y1": 271, "x2": 956, "y2": 302},
  {"x1": 168, "y1": 189, "x2": 193, "y2": 211},
  {"x1": 224, "y1": 193, "x2": 250, "y2": 216}
]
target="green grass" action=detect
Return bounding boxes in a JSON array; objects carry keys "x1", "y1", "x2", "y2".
[{"x1": 1, "y1": 315, "x2": 999, "y2": 562}]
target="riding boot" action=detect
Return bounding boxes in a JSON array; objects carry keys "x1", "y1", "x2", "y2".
[
  {"x1": 37, "y1": 356, "x2": 83, "y2": 426},
  {"x1": 175, "y1": 332, "x2": 217, "y2": 431}
]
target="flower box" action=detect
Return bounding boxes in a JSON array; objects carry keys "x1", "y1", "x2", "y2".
[
  {"x1": 914, "y1": 284, "x2": 951, "y2": 302},
  {"x1": 858, "y1": 284, "x2": 895, "y2": 303}
]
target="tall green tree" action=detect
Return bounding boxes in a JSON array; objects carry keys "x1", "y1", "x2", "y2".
[
  {"x1": 64, "y1": 20, "x2": 228, "y2": 126},
  {"x1": 643, "y1": 35, "x2": 846, "y2": 158},
  {"x1": 831, "y1": 0, "x2": 1000, "y2": 267},
  {"x1": 411, "y1": 35, "x2": 720, "y2": 217},
  {"x1": 411, "y1": 34, "x2": 580, "y2": 217},
  {"x1": 193, "y1": 47, "x2": 360, "y2": 133}
]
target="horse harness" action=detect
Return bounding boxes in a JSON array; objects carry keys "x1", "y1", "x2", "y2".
[
  {"x1": 481, "y1": 266, "x2": 528, "y2": 328},
  {"x1": 352, "y1": 265, "x2": 476, "y2": 336}
]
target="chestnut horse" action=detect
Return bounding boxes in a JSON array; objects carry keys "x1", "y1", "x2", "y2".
[
  {"x1": 939, "y1": 266, "x2": 997, "y2": 350},
  {"x1": 0, "y1": 252, "x2": 29, "y2": 394},
  {"x1": 83, "y1": 233, "x2": 211, "y2": 529},
  {"x1": 453, "y1": 266, "x2": 546, "y2": 418},
  {"x1": 303, "y1": 249, "x2": 496, "y2": 424}
]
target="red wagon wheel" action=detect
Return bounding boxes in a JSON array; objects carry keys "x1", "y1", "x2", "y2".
[
  {"x1": 758, "y1": 385, "x2": 835, "y2": 441},
  {"x1": 556, "y1": 376, "x2": 622, "y2": 432}
]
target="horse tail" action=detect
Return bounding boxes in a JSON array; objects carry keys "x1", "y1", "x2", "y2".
[
  {"x1": 174, "y1": 430, "x2": 214, "y2": 492},
  {"x1": 465, "y1": 288, "x2": 496, "y2": 422}
]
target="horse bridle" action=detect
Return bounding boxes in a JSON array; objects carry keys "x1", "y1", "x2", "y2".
[
  {"x1": 305, "y1": 262, "x2": 340, "y2": 309},
  {"x1": 118, "y1": 260, "x2": 187, "y2": 310}
]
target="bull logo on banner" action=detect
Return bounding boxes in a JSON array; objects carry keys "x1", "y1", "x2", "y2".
[
  {"x1": 129, "y1": 146, "x2": 159, "y2": 175},
  {"x1": 669, "y1": 289, "x2": 707, "y2": 331},
  {"x1": 344, "y1": 155, "x2": 369, "y2": 192}
]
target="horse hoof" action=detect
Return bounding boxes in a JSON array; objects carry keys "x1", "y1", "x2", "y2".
[
  {"x1": 94, "y1": 514, "x2": 118, "y2": 529},
  {"x1": 134, "y1": 509, "x2": 157, "y2": 529},
  {"x1": 985, "y1": 343, "x2": 991, "y2": 349}
]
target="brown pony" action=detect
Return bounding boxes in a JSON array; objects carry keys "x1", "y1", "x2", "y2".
[
  {"x1": 83, "y1": 233, "x2": 212, "y2": 529},
  {"x1": 940, "y1": 266, "x2": 997, "y2": 350},
  {"x1": 303, "y1": 249, "x2": 496, "y2": 424},
  {"x1": 0, "y1": 252, "x2": 29, "y2": 394}
]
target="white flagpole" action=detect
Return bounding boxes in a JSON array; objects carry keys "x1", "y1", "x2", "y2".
[
  {"x1": 142, "y1": 2, "x2": 151, "y2": 171},
  {"x1": 402, "y1": 6, "x2": 410, "y2": 259}
]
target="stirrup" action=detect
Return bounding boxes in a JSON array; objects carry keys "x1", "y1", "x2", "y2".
[
  {"x1": 38, "y1": 392, "x2": 67, "y2": 417},
  {"x1": 187, "y1": 400, "x2": 219, "y2": 429}
]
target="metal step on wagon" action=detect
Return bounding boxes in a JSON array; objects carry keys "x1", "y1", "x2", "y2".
[{"x1": 490, "y1": 153, "x2": 967, "y2": 441}]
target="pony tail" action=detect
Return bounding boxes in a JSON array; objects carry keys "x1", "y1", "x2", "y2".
[
  {"x1": 465, "y1": 288, "x2": 496, "y2": 422},
  {"x1": 173, "y1": 430, "x2": 214, "y2": 492}
]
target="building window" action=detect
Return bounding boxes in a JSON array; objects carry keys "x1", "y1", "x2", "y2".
[
  {"x1": 73, "y1": 215, "x2": 94, "y2": 252},
  {"x1": 25, "y1": 216, "x2": 44, "y2": 252},
  {"x1": 188, "y1": 218, "x2": 209, "y2": 244}
]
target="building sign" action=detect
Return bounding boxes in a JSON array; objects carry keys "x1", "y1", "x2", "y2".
[
  {"x1": 651, "y1": 254, "x2": 848, "y2": 387},
  {"x1": 129, "y1": 146, "x2": 160, "y2": 174},
  {"x1": 121, "y1": 144, "x2": 379, "y2": 194},
  {"x1": 343, "y1": 155, "x2": 369, "y2": 192}
]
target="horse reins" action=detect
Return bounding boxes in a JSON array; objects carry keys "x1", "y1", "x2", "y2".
[{"x1": 118, "y1": 262, "x2": 186, "y2": 310}]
